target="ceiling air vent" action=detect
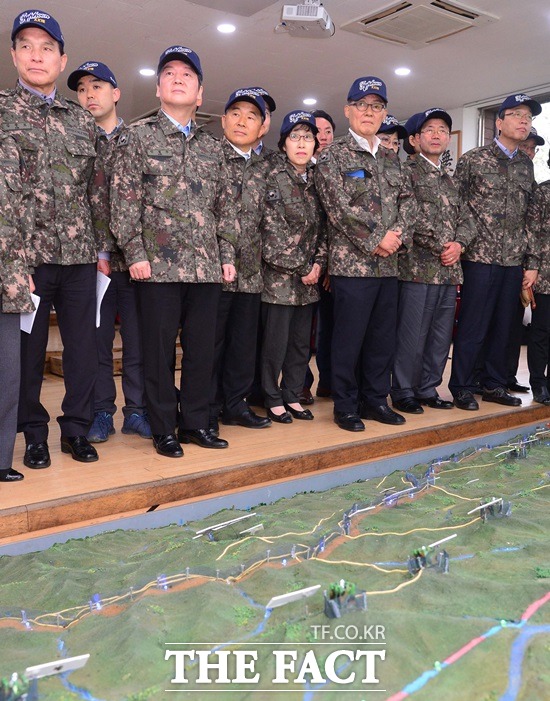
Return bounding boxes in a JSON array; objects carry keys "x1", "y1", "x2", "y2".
[{"x1": 341, "y1": 0, "x2": 498, "y2": 49}]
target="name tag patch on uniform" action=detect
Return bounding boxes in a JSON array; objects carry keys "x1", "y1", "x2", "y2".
[{"x1": 66, "y1": 127, "x2": 90, "y2": 140}]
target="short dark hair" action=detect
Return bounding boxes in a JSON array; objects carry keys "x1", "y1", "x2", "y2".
[{"x1": 311, "y1": 109, "x2": 335, "y2": 131}]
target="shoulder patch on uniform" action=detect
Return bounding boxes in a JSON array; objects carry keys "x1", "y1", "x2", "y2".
[
  {"x1": 265, "y1": 188, "x2": 281, "y2": 202},
  {"x1": 317, "y1": 150, "x2": 330, "y2": 163},
  {"x1": 117, "y1": 132, "x2": 130, "y2": 147}
]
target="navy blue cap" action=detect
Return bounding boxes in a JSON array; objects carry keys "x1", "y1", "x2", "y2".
[
  {"x1": 245, "y1": 87, "x2": 276, "y2": 113},
  {"x1": 416, "y1": 108, "x2": 452, "y2": 133},
  {"x1": 280, "y1": 110, "x2": 318, "y2": 137},
  {"x1": 12, "y1": 9, "x2": 64, "y2": 51},
  {"x1": 225, "y1": 89, "x2": 267, "y2": 119},
  {"x1": 402, "y1": 112, "x2": 423, "y2": 155},
  {"x1": 157, "y1": 46, "x2": 202, "y2": 80},
  {"x1": 67, "y1": 62, "x2": 118, "y2": 91},
  {"x1": 526, "y1": 126, "x2": 545, "y2": 146},
  {"x1": 347, "y1": 77, "x2": 387, "y2": 104},
  {"x1": 498, "y1": 94, "x2": 542, "y2": 117},
  {"x1": 377, "y1": 114, "x2": 407, "y2": 140}
]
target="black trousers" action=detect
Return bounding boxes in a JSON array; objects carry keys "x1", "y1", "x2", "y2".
[
  {"x1": 261, "y1": 302, "x2": 314, "y2": 408},
  {"x1": 95, "y1": 271, "x2": 146, "y2": 417},
  {"x1": 18, "y1": 263, "x2": 98, "y2": 442},
  {"x1": 449, "y1": 261, "x2": 522, "y2": 394},
  {"x1": 210, "y1": 290, "x2": 261, "y2": 417},
  {"x1": 528, "y1": 292, "x2": 550, "y2": 392},
  {"x1": 136, "y1": 281, "x2": 221, "y2": 434},
  {"x1": 330, "y1": 275, "x2": 398, "y2": 413}
]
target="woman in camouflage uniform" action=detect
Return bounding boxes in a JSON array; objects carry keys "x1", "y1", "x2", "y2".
[
  {"x1": 260, "y1": 111, "x2": 326, "y2": 423},
  {"x1": 0, "y1": 133, "x2": 34, "y2": 481}
]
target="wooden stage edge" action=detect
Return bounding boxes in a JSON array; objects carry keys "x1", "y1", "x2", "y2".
[{"x1": 2, "y1": 404, "x2": 548, "y2": 541}]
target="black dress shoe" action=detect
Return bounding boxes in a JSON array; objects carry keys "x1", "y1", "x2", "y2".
[
  {"x1": 0, "y1": 468, "x2": 24, "y2": 482},
  {"x1": 284, "y1": 404, "x2": 314, "y2": 420},
  {"x1": 298, "y1": 388, "x2": 314, "y2": 405},
  {"x1": 222, "y1": 409, "x2": 272, "y2": 428},
  {"x1": 393, "y1": 397, "x2": 423, "y2": 414},
  {"x1": 507, "y1": 382, "x2": 530, "y2": 393},
  {"x1": 334, "y1": 411, "x2": 365, "y2": 432},
  {"x1": 453, "y1": 390, "x2": 479, "y2": 411},
  {"x1": 416, "y1": 396, "x2": 454, "y2": 410},
  {"x1": 60, "y1": 436, "x2": 99, "y2": 463},
  {"x1": 361, "y1": 404, "x2": 406, "y2": 425},
  {"x1": 153, "y1": 434, "x2": 183, "y2": 457},
  {"x1": 178, "y1": 428, "x2": 228, "y2": 449},
  {"x1": 209, "y1": 416, "x2": 220, "y2": 437},
  {"x1": 267, "y1": 408, "x2": 293, "y2": 424},
  {"x1": 533, "y1": 388, "x2": 550, "y2": 406},
  {"x1": 482, "y1": 387, "x2": 522, "y2": 407},
  {"x1": 23, "y1": 442, "x2": 51, "y2": 469}
]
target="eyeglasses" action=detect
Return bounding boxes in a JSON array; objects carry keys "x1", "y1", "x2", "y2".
[
  {"x1": 287, "y1": 132, "x2": 315, "y2": 142},
  {"x1": 503, "y1": 110, "x2": 533, "y2": 122},
  {"x1": 420, "y1": 127, "x2": 450, "y2": 136},
  {"x1": 349, "y1": 101, "x2": 386, "y2": 113}
]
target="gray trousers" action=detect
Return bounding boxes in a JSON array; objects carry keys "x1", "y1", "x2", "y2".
[
  {"x1": 391, "y1": 282, "x2": 456, "y2": 401},
  {"x1": 0, "y1": 313, "x2": 21, "y2": 469},
  {"x1": 261, "y1": 302, "x2": 314, "y2": 407}
]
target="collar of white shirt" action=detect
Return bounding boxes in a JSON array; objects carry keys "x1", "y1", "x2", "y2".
[{"x1": 349, "y1": 128, "x2": 380, "y2": 156}]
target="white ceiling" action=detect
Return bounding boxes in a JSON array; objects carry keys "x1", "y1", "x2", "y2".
[{"x1": 1, "y1": 0, "x2": 550, "y2": 145}]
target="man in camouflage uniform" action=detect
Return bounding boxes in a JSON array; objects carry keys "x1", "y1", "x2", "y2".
[
  {"x1": 209, "y1": 89, "x2": 272, "y2": 433},
  {"x1": 448, "y1": 93, "x2": 540, "y2": 410},
  {"x1": 110, "y1": 46, "x2": 237, "y2": 457},
  {"x1": 314, "y1": 77, "x2": 416, "y2": 432},
  {"x1": 1, "y1": 10, "x2": 102, "y2": 467},
  {"x1": 67, "y1": 60, "x2": 151, "y2": 445},
  {"x1": 0, "y1": 131, "x2": 35, "y2": 482},
  {"x1": 391, "y1": 109, "x2": 475, "y2": 414}
]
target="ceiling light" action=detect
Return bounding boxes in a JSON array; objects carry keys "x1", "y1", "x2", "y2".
[
  {"x1": 395, "y1": 67, "x2": 411, "y2": 76},
  {"x1": 303, "y1": 98, "x2": 317, "y2": 106},
  {"x1": 139, "y1": 68, "x2": 155, "y2": 77},
  {"x1": 217, "y1": 23, "x2": 236, "y2": 33}
]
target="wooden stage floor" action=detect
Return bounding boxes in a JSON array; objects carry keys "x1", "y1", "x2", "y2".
[{"x1": 1, "y1": 351, "x2": 549, "y2": 543}]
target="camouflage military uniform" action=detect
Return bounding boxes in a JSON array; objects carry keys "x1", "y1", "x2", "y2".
[
  {"x1": 314, "y1": 132, "x2": 417, "y2": 414},
  {"x1": 392, "y1": 154, "x2": 476, "y2": 403},
  {"x1": 91, "y1": 121, "x2": 147, "y2": 421},
  {"x1": 525, "y1": 181, "x2": 550, "y2": 394},
  {"x1": 0, "y1": 82, "x2": 100, "y2": 444},
  {"x1": 110, "y1": 112, "x2": 237, "y2": 434},
  {"x1": 449, "y1": 141, "x2": 536, "y2": 396},
  {"x1": 210, "y1": 139, "x2": 268, "y2": 420},
  {"x1": 0, "y1": 132, "x2": 32, "y2": 470},
  {"x1": 260, "y1": 154, "x2": 326, "y2": 408}
]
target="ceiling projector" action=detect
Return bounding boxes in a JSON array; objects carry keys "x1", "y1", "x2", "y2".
[{"x1": 281, "y1": 2, "x2": 333, "y2": 38}]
